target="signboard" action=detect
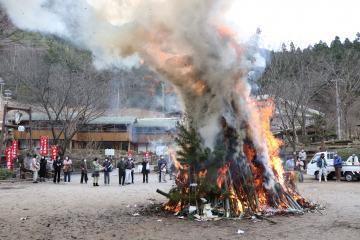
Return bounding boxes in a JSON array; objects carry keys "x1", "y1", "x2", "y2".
[
  {"x1": 105, "y1": 148, "x2": 115, "y2": 156},
  {"x1": 51, "y1": 145, "x2": 58, "y2": 160},
  {"x1": 5, "y1": 147, "x2": 13, "y2": 170},
  {"x1": 40, "y1": 136, "x2": 49, "y2": 156},
  {"x1": 155, "y1": 145, "x2": 168, "y2": 156}
]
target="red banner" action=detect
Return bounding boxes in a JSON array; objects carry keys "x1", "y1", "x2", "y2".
[
  {"x1": 5, "y1": 147, "x2": 13, "y2": 170},
  {"x1": 11, "y1": 140, "x2": 18, "y2": 157},
  {"x1": 51, "y1": 145, "x2": 58, "y2": 160},
  {"x1": 40, "y1": 136, "x2": 44, "y2": 155},
  {"x1": 40, "y1": 136, "x2": 49, "y2": 156}
]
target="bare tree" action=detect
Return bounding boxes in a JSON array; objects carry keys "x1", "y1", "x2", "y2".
[
  {"x1": 259, "y1": 46, "x2": 326, "y2": 151},
  {"x1": 3, "y1": 39, "x2": 110, "y2": 155}
]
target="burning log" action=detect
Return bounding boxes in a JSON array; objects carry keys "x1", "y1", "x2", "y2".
[{"x1": 156, "y1": 189, "x2": 171, "y2": 199}]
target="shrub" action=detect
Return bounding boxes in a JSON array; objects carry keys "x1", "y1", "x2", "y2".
[{"x1": 0, "y1": 168, "x2": 14, "y2": 180}]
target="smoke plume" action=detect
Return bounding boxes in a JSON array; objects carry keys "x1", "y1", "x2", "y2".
[{"x1": 1, "y1": 0, "x2": 277, "y2": 188}]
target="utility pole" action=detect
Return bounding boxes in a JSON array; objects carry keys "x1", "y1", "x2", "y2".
[
  {"x1": 117, "y1": 86, "x2": 120, "y2": 109},
  {"x1": 161, "y1": 82, "x2": 165, "y2": 117},
  {"x1": 334, "y1": 79, "x2": 342, "y2": 140}
]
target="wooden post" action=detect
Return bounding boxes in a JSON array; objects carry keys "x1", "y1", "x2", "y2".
[
  {"x1": 29, "y1": 107, "x2": 32, "y2": 151},
  {"x1": 0, "y1": 104, "x2": 8, "y2": 155}
]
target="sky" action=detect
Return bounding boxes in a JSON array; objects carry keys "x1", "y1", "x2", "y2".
[
  {"x1": 0, "y1": 0, "x2": 358, "y2": 51},
  {"x1": 226, "y1": 0, "x2": 359, "y2": 50}
]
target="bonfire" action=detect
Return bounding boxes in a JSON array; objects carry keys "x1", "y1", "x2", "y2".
[{"x1": 158, "y1": 99, "x2": 311, "y2": 218}]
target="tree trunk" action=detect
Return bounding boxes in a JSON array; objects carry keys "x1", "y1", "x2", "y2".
[{"x1": 343, "y1": 107, "x2": 349, "y2": 140}]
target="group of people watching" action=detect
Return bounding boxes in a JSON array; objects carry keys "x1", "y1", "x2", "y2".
[
  {"x1": 285, "y1": 149, "x2": 359, "y2": 184},
  {"x1": 317, "y1": 152, "x2": 359, "y2": 182},
  {"x1": 31, "y1": 155, "x2": 73, "y2": 183},
  {"x1": 30, "y1": 154, "x2": 172, "y2": 186}
]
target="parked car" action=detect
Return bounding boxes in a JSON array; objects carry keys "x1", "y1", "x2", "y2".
[{"x1": 306, "y1": 151, "x2": 360, "y2": 181}]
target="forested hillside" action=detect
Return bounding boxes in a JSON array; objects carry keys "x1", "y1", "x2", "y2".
[{"x1": 260, "y1": 35, "x2": 360, "y2": 145}]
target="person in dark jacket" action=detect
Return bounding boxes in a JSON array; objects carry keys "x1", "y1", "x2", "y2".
[
  {"x1": 117, "y1": 157, "x2": 126, "y2": 185},
  {"x1": 141, "y1": 157, "x2": 150, "y2": 183},
  {"x1": 39, "y1": 156, "x2": 47, "y2": 182},
  {"x1": 103, "y1": 158, "x2": 112, "y2": 185},
  {"x1": 333, "y1": 153, "x2": 342, "y2": 182},
  {"x1": 53, "y1": 156, "x2": 62, "y2": 183},
  {"x1": 80, "y1": 159, "x2": 88, "y2": 184}
]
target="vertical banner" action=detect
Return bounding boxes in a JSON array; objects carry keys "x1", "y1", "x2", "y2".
[
  {"x1": 51, "y1": 145, "x2": 58, "y2": 160},
  {"x1": 43, "y1": 136, "x2": 49, "y2": 155},
  {"x1": 40, "y1": 136, "x2": 49, "y2": 156},
  {"x1": 11, "y1": 140, "x2": 18, "y2": 157},
  {"x1": 40, "y1": 136, "x2": 44, "y2": 155},
  {"x1": 5, "y1": 147, "x2": 13, "y2": 170}
]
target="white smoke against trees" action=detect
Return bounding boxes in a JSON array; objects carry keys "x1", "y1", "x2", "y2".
[{"x1": 0, "y1": 1, "x2": 270, "y2": 177}]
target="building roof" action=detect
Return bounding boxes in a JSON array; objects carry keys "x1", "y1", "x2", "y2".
[
  {"x1": 90, "y1": 116, "x2": 136, "y2": 125},
  {"x1": 12, "y1": 110, "x2": 179, "y2": 128},
  {"x1": 134, "y1": 118, "x2": 178, "y2": 129}
]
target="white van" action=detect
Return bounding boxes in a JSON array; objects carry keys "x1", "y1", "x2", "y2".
[{"x1": 307, "y1": 151, "x2": 360, "y2": 181}]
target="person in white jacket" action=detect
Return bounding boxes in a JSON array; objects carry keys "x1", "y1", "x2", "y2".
[{"x1": 31, "y1": 155, "x2": 40, "y2": 183}]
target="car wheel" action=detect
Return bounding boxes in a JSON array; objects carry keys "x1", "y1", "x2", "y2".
[{"x1": 344, "y1": 172, "x2": 353, "y2": 182}]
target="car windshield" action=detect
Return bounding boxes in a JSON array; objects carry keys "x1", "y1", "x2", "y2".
[{"x1": 327, "y1": 153, "x2": 334, "y2": 160}]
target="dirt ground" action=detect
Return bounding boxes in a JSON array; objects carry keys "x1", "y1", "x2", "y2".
[{"x1": 0, "y1": 172, "x2": 359, "y2": 240}]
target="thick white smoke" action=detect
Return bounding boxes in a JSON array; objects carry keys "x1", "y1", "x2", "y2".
[{"x1": 1, "y1": 0, "x2": 277, "y2": 188}]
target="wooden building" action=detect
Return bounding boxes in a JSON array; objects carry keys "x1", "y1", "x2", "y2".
[{"x1": 11, "y1": 112, "x2": 178, "y2": 153}]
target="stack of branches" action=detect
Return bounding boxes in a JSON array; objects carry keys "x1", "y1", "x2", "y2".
[{"x1": 158, "y1": 120, "x2": 311, "y2": 218}]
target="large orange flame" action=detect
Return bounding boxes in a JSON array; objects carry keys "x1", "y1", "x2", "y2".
[{"x1": 216, "y1": 164, "x2": 229, "y2": 189}]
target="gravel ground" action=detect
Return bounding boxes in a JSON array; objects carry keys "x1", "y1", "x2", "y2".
[{"x1": 0, "y1": 172, "x2": 359, "y2": 240}]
